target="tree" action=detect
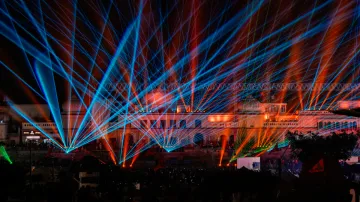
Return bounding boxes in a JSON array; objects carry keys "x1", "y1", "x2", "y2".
[
  {"x1": 286, "y1": 131, "x2": 359, "y2": 162},
  {"x1": 286, "y1": 131, "x2": 359, "y2": 202}
]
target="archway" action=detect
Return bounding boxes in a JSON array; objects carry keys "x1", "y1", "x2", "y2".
[
  {"x1": 194, "y1": 133, "x2": 204, "y2": 146},
  {"x1": 219, "y1": 135, "x2": 227, "y2": 146},
  {"x1": 326, "y1": 122, "x2": 331, "y2": 129},
  {"x1": 229, "y1": 135, "x2": 235, "y2": 146},
  {"x1": 341, "y1": 122, "x2": 345, "y2": 129},
  {"x1": 330, "y1": 122, "x2": 334, "y2": 129},
  {"x1": 195, "y1": 119, "x2": 202, "y2": 128},
  {"x1": 318, "y1": 122, "x2": 323, "y2": 129},
  {"x1": 336, "y1": 122, "x2": 340, "y2": 129}
]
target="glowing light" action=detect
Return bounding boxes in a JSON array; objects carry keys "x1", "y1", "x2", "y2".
[
  {"x1": 208, "y1": 115, "x2": 233, "y2": 122},
  {"x1": 0, "y1": 146, "x2": 12, "y2": 164},
  {"x1": 0, "y1": 0, "x2": 358, "y2": 163}
]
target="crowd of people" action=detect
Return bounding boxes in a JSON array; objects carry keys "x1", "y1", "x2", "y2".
[
  {"x1": 87, "y1": 167, "x2": 280, "y2": 202},
  {"x1": 7, "y1": 142, "x2": 52, "y2": 151},
  {"x1": 1, "y1": 157, "x2": 358, "y2": 202},
  {"x1": 0, "y1": 136, "x2": 359, "y2": 202},
  {"x1": 32, "y1": 166, "x2": 282, "y2": 202}
]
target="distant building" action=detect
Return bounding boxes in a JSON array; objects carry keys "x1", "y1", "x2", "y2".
[{"x1": 0, "y1": 95, "x2": 358, "y2": 148}]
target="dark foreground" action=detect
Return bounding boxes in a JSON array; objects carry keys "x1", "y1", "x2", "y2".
[{"x1": 0, "y1": 158, "x2": 359, "y2": 202}]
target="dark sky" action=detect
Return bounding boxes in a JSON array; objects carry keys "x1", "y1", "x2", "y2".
[{"x1": 0, "y1": 0, "x2": 358, "y2": 108}]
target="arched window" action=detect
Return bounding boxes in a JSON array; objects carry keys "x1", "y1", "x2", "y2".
[
  {"x1": 194, "y1": 133, "x2": 204, "y2": 146},
  {"x1": 229, "y1": 135, "x2": 235, "y2": 146},
  {"x1": 354, "y1": 122, "x2": 357, "y2": 129},
  {"x1": 336, "y1": 122, "x2": 340, "y2": 129},
  {"x1": 344, "y1": 122, "x2": 349, "y2": 129},
  {"x1": 195, "y1": 120, "x2": 202, "y2": 128},
  {"x1": 318, "y1": 122, "x2": 323, "y2": 129},
  {"x1": 219, "y1": 135, "x2": 227, "y2": 145},
  {"x1": 349, "y1": 122, "x2": 354, "y2": 129},
  {"x1": 327, "y1": 122, "x2": 331, "y2": 129},
  {"x1": 179, "y1": 120, "x2": 186, "y2": 128}
]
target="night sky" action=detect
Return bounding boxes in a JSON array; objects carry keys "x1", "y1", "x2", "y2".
[{"x1": 0, "y1": 0, "x2": 358, "y2": 108}]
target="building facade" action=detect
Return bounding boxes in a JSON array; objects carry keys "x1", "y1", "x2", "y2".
[{"x1": 0, "y1": 99, "x2": 358, "y2": 148}]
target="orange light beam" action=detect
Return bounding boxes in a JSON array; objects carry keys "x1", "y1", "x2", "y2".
[
  {"x1": 321, "y1": 34, "x2": 360, "y2": 109},
  {"x1": 219, "y1": 135, "x2": 228, "y2": 166},
  {"x1": 190, "y1": 0, "x2": 200, "y2": 111},
  {"x1": 130, "y1": 138, "x2": 146, "y2": 166},
  {"x1": 310, "y1": 0, "x2": 352, "y2": 109},
  {"x1": 101, "y1": 136, "x2": 117, "y2": 164}
]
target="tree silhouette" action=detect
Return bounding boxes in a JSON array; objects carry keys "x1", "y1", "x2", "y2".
[
  {"x1": 286, "y1": 131, "x2": 359, "y2": 202},
  {"x1": 286, "y1": 131, "x2": 359, "y2": 162}
]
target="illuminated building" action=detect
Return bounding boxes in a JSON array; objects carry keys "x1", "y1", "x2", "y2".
[{"x1": 0, "y1": 96, "x2": 358, "y2": 147}]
